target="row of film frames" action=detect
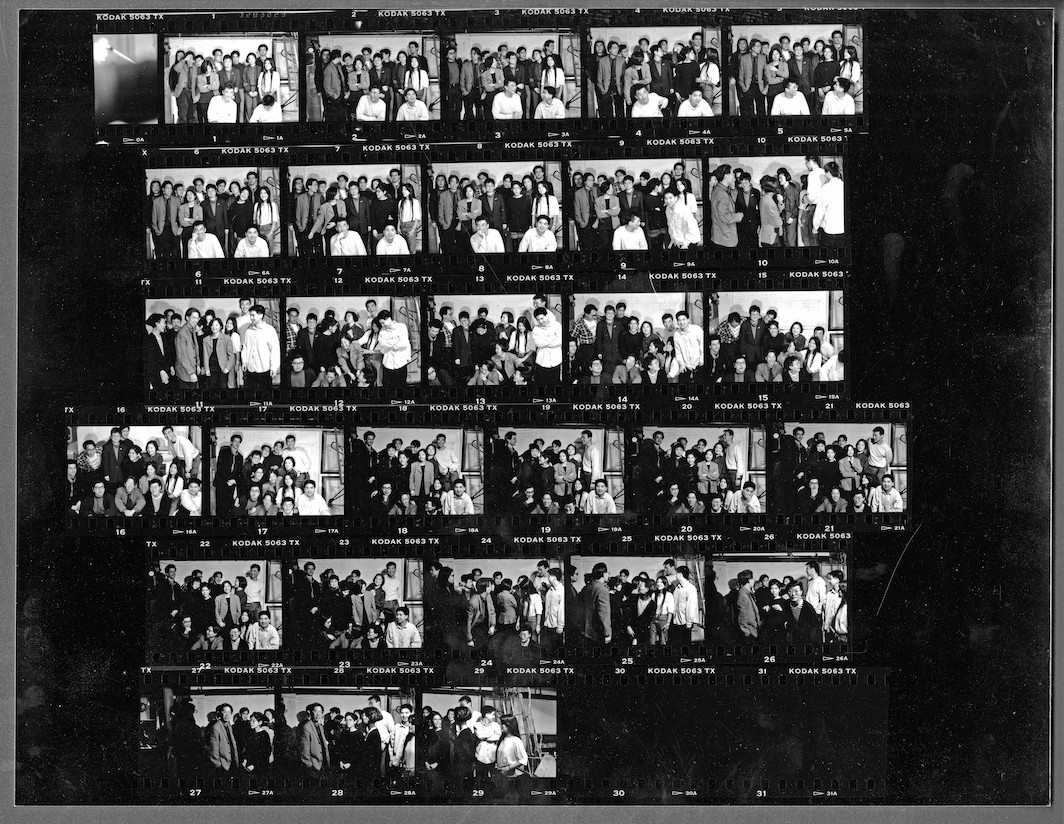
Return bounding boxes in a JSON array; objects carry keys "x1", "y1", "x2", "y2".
[
  {"x1": 141, "y1": 535, "x2": 853, "y2": 671},
  {"x1": 95, "y1": 8, "x2": 868, "y2": 146},
  {"x1": 66, "y1": 403, "x2": 911, "y2": 537},
  {"x1": 140, "y1": 276, "x2": 849, "y2": 404},
  {"x1": 139, "y1": 138, "x2": 851, "y2": 275},
  {"x1": 138, "y1": 667, "x2": 887, "y2": 803}
]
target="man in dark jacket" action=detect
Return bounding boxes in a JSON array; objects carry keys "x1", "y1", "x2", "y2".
[
  {"x1": 783, "y1": 580, "x2": 824, "y2": 645},
  {"x1": 582, "y1": 563, "x2": 612, "y2": 646}
]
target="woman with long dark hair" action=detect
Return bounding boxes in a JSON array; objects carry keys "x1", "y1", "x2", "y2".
[
  {"x1": 626, "y1": 577, "x2": 657, "y2": 646},
  {"x1": 176, "y1": 189, "x2": 202, "y2": 258},
  {"x1": 254, "y1": 186, "x2": 278, "y2": 253},
  {"x1": 493, "y1": 714, "x2": 530, "y2": 800},
  {"x1": 242, "y1": 712, "x2": 273, "y2": 776}
]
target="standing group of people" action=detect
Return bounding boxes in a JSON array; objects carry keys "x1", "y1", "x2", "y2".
[
  {"x1": 424, "y1": 296, "x2": 561, "y2": 387},
  {"x1": 167, "y1": 42, "x2": 284, "y2": 124},
  {"x1": 707, "y1": 303, "x2": 844, "y2": 384},
  {"x1": 627, "y1": 429, "x2": 760, "y2": 516},
  {"x1": 591, "y1": 31, "x2": 720, "y2": 118},
  {"x1": 731, "y1": 31, "x2": 860, "y2": 116},
  {"x1": 289, "y1": 169, "x2": 421, "y2": 256},
  {"x1": 708, "y1": 157, "x2": 845, "y2": 249},
  {"x1": 285, "y1": 300, "x2": 415, "y2": 389},
  {"x1": 569, "y1": 301, "x2": 704, "y2": 385},
  {"x1": 314, "y1": 42, "x2": 434, "y2": 122},
  {"x1": 285, "y1": 561, "x2": 421, "y2": 651},
  {"x1": 428, "y1": 165, "x2": 562, "y2": 254},
  {"x1": 350, "y1": 430, "x2": 476, "y2": 517},
  {"x1": 151, "y1": 698, "x2": 278, "y2": 779},
  {"x1": 149, "y1": 563, "x2": 280, "y2": 654},
  {"x1": 728, "y1": 560, "x2": 847, "y2": 646},
  {"x1": 775, "y1": 425, "x2": 904, "y2": 514},
  {"x1": 443, "y1": 39, "x2": 570, "y2": 120},
  {"x1": 423, "y1": 560, "x2": 563, "y2": 664},
  {"x1": 487, "y1": 430, "x2": 617, "y2": 516},
  {"x1": 569, "y1": 559, "x2": 702, "y2": 650},
  {"x1": 569, "y1": 162, "x2": 701, "y2": 252},
  {"x1": 68, "y1": 425, "x2": 202, "y2": 518},
  {"x1": 145, "y1": 300, "x2": 281, "y2": 392},
  {"x1": 147, "y1": 171, "x2": 278, "y2": 259}
]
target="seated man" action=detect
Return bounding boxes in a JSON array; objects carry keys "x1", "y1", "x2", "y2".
[
  {"x1": 295, "y1": 479, "x2": 332, "y2": 516},
  {"x1": 81, "y1": 480, "x2": 116, "y2": 516},
  {"x1": 234, "y1": 226, "x2": 271, "y2": 258},
  {"x1": 179, "y1": 477, "x2": 203, "y2": 516}
]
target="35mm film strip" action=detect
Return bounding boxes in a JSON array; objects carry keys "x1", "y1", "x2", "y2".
[
  {"x1": 142, "y1": 537, "x2": 852, "y2": 672},
  {"x1": 96, "y1": 9, "x2": 867, "y2": 146},
  {"x1": 66, "y1": 404, "x2": 909, "y2": 539},
  {"x1": 138, "y1": 138, "x2": 851, "y2": 277},
  {"x1": 140, "y1": 278, "x2": 848, "y2": 404},
  {"x1": 138, "y1": 669, "x2": 887, "y2": 803}
]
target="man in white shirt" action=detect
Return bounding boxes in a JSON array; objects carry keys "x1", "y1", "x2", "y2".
[
  {"x1": 630, "y1": 83, "x2": 667, "y2": 117},
  {"x1": 187, "y1": 222, "x2": 224, "y2": 259},
  {"x1": 356, "y1": 85, "x2": 387, "y2": 121},
  {"x1": 242, "y1": 303, "x2": 280, "y2": 391},
  {"x1": 385, "y1": 607, "x2": 422, "y2": 648},
  {"x1": 579, "y1": 430, "x2": 601, "y2": 488},
  {"x1": 329, "y1": 219, "x2": 367, "y2": 256},
  {"x1": 664, "y1": 191, "x2": 702, "y2": 249},
  {"x1": 296, "y1": 480, "x2": 332, "y2": 516},
  {"x1": 867, "y1": 426, "x2": 894, "y2": 482},
  {"x1": 469, "y1": 216, "x2": 506, "y2": 253},
  {"x1": 672, "y1": 310, "x2": 704, "y2": 378},
  {"x1": 518, "y1": 215, "x2": 558, "y2": 252},
  {"x1": 770, "y1": 79, "x2": 811, "y2": 115},
  {"x1": 723, "y1": 428, "x2": 746, "y2": 487},
  {"x1": 179, "y1": 478, "x2": 202, "y2": 516},
  {"x1": 375, "y1": 224, "x2": 411, "y2": 255},
  {"x1": 434, "y1": 434, "x2": 461, "y2": 484},
  {"x1": 396, "y1": 87, "x2": 429, "y2": 121},
  {"x1": 821, "y1": 77, "x2": 856, "y2": 115},
  {"x1": 804, "y1": 561, "x2": 827, "y2": 616},
  {"x1": 677, "y1": 87, "x2": 714, "y2": 117},
  {"x1": 244, "y1": 564, "x2": 265, "y2": 616},
  {"x1": 612, "y1": 214, "x2": 648, "y2": 250},
  {"x1": 491, "y1": 79, "x2": 523, "y2": 119},
  {"x1": 533, "y1": 85, "x2": 566, "y2": 119},
  {"x1": 531, "y1": 306, "x2": 562, "y2": 383},
  {"x1": 804, "y1": 156, "x2": 826, "y2": 204},
  {"x1": 249, "y1": 93, "x2": 282, "y2": 123},
  {"x1": 869, "y1": 474, "x2": 904, "y2": 512},
  {"x1": 583, "y1": 479, "x2": 617, "y2": 514},
  {"x1": 813, "y1": 161, "x2": 846, "y2": 244},
  {"x1": 377, "y1": 309, "x2": 412, "y2": 386},
  {"x1": 163, "y1": 424, "x2": 200, "y2": 478},
  {"x1": 734, "y1": 481, "x2": 762, "y2": 513},
  {"x1": 672, "y1": 566, "x2": 701, "y2": 645},
  {"x1": 247, "y1": 611, "x2": 280, "y2": 649},
  {"x1": 541, "y1": 568, "x2": 564, "y2": 654},
  {"x1": 441, "y1": 479, "x2": 475, "y2": 515},
  {"x1": 282, "y1": 434, "x2": 312, "y2": 487},
  {"x1": 206, "y1": 84, "x2": 238, "y2": 123},
  {"x1": 234, "y1": 226, "x2": 270, "y2": 258},
  {"x1": 368, "y1": 695, "x2": 394, "y2": 736}
]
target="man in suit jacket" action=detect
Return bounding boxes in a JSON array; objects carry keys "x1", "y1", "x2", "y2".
[
  {"x1": 150, "y1": 185, "x2": 176, "y2": 259},
  {"x1": 201, "y1": 188, "x2": 230, "y2": 255},
  {"x1": 451, "y1": 317, "x2": 472, "y2": 383},
  {"x1": 572, "y1": 175, "x2": 597, "y2": 252},
  {"x1": 594, "y1": 187, "x2": 621, "y2": 251},
  {"x1": 292, "y1": 562, "x2": 321, "y2": 645},
  {"x1": 581, "y1": 564, "x2": 611, "y2": 645},
  {"x1": 595, "y1": 305, "x2": 623, "y2": 375},
  {"x1": 100, "y1": 428, "x2": 128, "y2": 492},
  {"x1": 595, "y1": 42, "x2": 624, "y2": 118},
  {"x1": 737, "y1": 306, "x2": 766, "y2": 366},
  {"x1": 436, "y1": 180, "x2": 459, "y2": 254},
  {"x1": 294, "y1": 315, "x2": 319, "y2": 375},
  {"x1": 734, "y1": 175, "x2": 760, "y2": 249},
  {"x1": 207, "y1": 704, "x2": 239, "y2": 774},
  {"x1": 465, "y1": 579, "x2": 496, "y2": 654},
  {"x1": 783, "y1": 581, "x2": 824, "y2": 645},
  {"x1": 736, "y1": 570, "x2": 761, "y2": 640},
  {"x1": 618, "y1": 178, "x2": 646, "y2": 224},
  {"x1": 298, "y1": 704, "x2": 331, "y2": 775},
  {"x1": 174, "y1": 310, "x2": 200, "y2": 389},
  {"x1": 322, "y1": 54, "x2": 345, "y2": 122},
  {"x1": 213, "y1": 434, "x2": 244, "y2": 516},
  {"x1": 479, "y1": 180, "x2": 508, "y2": 248},
  {"x1": 344, "y1": 183, "x2": 372, "y2": 247},
  {"x1": 788, "y1": 44, "x2": 819, "y2": 117}
]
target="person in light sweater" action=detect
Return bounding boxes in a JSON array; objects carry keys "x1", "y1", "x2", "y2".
[
  {"x1": 612, "y1": 213, "x2": 649, "y2": 251},
  {"x1": 295, "y1": 480, "x2": 332, "y2": 516}
]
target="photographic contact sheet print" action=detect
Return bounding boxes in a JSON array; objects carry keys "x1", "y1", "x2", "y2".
[{"x1": 16, "y1": 2, "x2": 1055, "y2": 817}]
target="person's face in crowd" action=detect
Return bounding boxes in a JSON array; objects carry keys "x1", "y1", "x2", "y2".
[
  {"x1": 808, "y1": 479, "x2": 820, "y2": 498},
  {"x1": 787, "y1": 584, "x2": 804, "y2": 604},
  {"x1": 882, "y1": 476, "x2": 895, "y2": 493},
  {"x1": 310, "y1": 705, "x2": 324, "y2": 724},
  {"x1": 734, "y1": 357, "x2": 746, "y2": 375},
  {"x1": 853, "y1": 492, "x2": 866, "y2": 509}
]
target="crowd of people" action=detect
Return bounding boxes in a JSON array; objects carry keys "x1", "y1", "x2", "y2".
[
  {"x1": 285, "y1": 300, "x2": 416, "y2": 389},
  {"x1": 569, "y1": 162, "x2": 702, "y2": 252},
  {"x1": 708, "y1": 157, "x2": 845, "y2": 249},
  {"x1": 427, "y1": 165, "x2": 563, "y2": 254},
  {"x1": 423, "y1": 560, "x2": 563, "y2": 663},
  {"x1": 146, "y1": 170, "x2": 279, "y2": 259},
  {"x1": 288, "y1": 168, "x2": 422, "y2": 256},
  {"x1": 627, "y1": 428, "x2": 761, "y2": 516},
  {"x1": 285, "y1": 561, "x2": 421, "y2": 651},
  {"x1": 722, "y1": 560, "x2": 847, "y2": 646},
  {"x1": 425, "y1": 296, "x2": 561, "y2": 387},
  {"x1": 590, "y1": 31, "x2": 720, "y2": 118},
  {"x1": 568, "y1": 300, "x2": 704, "y2": 385},
  {"x1": 145, "y1": 300, "x2": 281, "y2": 391},
  {"x1": 151, "y1": 693, "x2": 416, "y2": 790},
  {"x1": 486, "y1": 430, "x2": 618, "y2": 515},
  {"x1": 775, "y1": 425, "x2": 904, "y2": 513},
  {"x1": 706, "y1": 303, "x2": 844, "y2": 383},
  {"x1": 312, "y1": 41, "x2": 435, "y2": 122},
  {"x1": 568, "y1": 558, "x2": 702, "y2": 650},
  {"x1": 167, "y1": 42, "x2": 287, "y2": 124},
  {"x1": 419, "y1": 695, "x2": 539, "y2": 801},
  {"x1": 730, "y1": 31, "x2": 861, "y2": 116},
  {"x1": 212, "y1": 431, "x2": 337, "y2": 517},
  {"x1": 443, "y1": 38, "x2": 572, "y2": 120},
  {"x1": 349, "y1": 430, "x2": 478, "y2": 516},
  {"x1": 68, "y1": 425, "x2": 202, "y2": 517},
  {"x1": 147, "y1": 563, "x2": 280, "y2": 653}
]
